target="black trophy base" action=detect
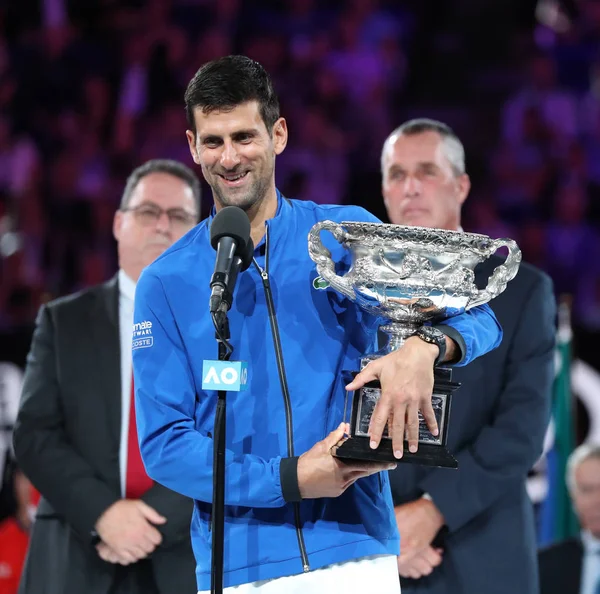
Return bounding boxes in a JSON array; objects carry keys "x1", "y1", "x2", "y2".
[
  {"x1": 334, "y1": 367, "x2": 460, "y2": 469},
  {"x1": 331, "y1": 435, "x2": 458, "y2": 469}
]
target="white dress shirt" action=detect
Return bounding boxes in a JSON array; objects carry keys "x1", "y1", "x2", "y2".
[
  {"x1": 118, "y1": 269, "x2": 136, "y2": 497},
  {"x1": 580, "y1": 530, "x2": 600, "y2": 594}
]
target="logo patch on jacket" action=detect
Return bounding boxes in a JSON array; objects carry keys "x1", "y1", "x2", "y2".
[
  {"x1": 313, "y1": 276, "x2": 330, "y2": 290},
  {"x1": 132, "y1": 320, "x2": 154, "y2": 349}
]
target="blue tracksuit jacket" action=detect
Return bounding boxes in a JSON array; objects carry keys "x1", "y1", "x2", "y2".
[{"x1": 132, "y1": 193, "x2": 502, "y2": 590}]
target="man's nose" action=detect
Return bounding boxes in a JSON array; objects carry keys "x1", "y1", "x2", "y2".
[
  {"x1": 403, "y1": 176, "x2": 421, "y2": 197},
  {"x1": 154, "y1": 211, "x2": 171, "y2": 232},
  {"x1": 220, "y1": 141, "x2": 241, "y2": 169}
]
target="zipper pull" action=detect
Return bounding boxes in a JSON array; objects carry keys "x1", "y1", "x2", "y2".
[{"x1": 261, "y1": 270, "x2": 270, "y2": 287}]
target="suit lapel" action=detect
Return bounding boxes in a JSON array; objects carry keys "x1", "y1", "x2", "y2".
[
  {"x1": 574, "y1": 538, "x2": 583, "y2": 593},
  {"x1": 90, "y1": 275, "x2": 122, "y2": 447}
]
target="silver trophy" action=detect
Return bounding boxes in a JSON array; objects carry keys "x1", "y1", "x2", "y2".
[{"x1": 308, "y1": 221, "x2": 521, "y2": 468}]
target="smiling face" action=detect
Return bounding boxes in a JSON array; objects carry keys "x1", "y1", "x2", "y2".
[
  {"x1": 381, "y1": 130, "x2": 470, "y2": 230},
  {"x1": 186, "y1": 101, "x2": 287, "y2": 215}
]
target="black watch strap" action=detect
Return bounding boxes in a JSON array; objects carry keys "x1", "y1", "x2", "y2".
[{"x1": 434, "y1": 335, "x2": 446, "y2": 366}]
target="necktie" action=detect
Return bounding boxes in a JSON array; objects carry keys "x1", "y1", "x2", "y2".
[
  {"x1": 125, "y1": 374, "x2": 153, "y2": 498},
  {"x1": 595, "y1": 550, "x2": 600, "y2": 594}
]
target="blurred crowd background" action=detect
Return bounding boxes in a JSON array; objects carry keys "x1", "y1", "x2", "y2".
[
  {"x1": 2, "y1": 0, "x2": 600, "y2": 333},
  {"x1": 0, "y1": 0, "x2": 600, "y2": 569}
]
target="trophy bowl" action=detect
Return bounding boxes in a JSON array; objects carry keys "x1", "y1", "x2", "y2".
[{"x1": 308, "y1": 221, "x2": 521, "y2": 467}]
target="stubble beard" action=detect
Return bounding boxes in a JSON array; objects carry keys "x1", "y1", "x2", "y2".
[{"x1": 212, "y1": 169, "x2": 272, "y2": 215}]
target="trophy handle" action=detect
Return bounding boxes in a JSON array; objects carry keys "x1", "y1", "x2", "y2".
[
  {"x1": 467, "y1": 238, "x2": 522, "y2": 309},
  {"x1": 308, "y1": 220, "x2": 355, "y2": 300}
]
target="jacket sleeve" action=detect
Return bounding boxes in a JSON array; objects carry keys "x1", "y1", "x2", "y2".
[
  {"x1": 13, "y1": 305, "x2": 118, "y2": 541},
  {"x1": 419, "y1": 274, "x2": 556, "y2": 531},
  {"x1": 436, "y1": 302, "x2": 503, "y2": 366},
  {"x1": 133, "y1": 270, "x2": 289, "y2": 508}
]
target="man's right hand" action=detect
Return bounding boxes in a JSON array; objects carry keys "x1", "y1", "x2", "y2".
[
  {"x1": 94, "y1": 499, "x2": 166, "y2": 564},
  {"x1": 297, "y1": 423, "x2": 397, "y2": 499}
]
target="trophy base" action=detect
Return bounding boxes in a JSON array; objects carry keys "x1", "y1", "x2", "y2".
[
  {"x1": 335, "y1": 367, "x2": 460, "y2": 469},
  {"x1": 331, "y1": 435, "x2": 458, "y2": 469}
]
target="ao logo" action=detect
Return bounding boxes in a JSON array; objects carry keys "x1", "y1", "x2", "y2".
[{"x1": 202, "y1": 361, "x2": 248, "y2": 392}]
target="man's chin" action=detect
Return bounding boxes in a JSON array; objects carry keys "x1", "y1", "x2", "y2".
[
  {"x1": 588, "y1": 522, "x2": 600, "y2": 538},
  {"x1": 215, "y1": 189, "x2": 255, "y2": 210},
  {"x1": 399, "y1": 216, "x2": 434, "y2": 229}
]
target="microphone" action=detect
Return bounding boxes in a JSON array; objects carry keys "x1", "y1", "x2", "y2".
[
  {"x1": 209, "y1": 206, "x2": 252, "y2": 314},
  {"x1": 217, "y1": 236, "x2": 254, "y2": 314}
]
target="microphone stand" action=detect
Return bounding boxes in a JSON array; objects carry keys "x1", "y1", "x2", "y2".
[{"x1": 210, "y1": 302, "x2": 231, "y2": 594}]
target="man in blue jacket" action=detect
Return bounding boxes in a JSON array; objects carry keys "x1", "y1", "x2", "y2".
[{"x1": 132, "y1": 56, "x2": 503, "y2": 594}]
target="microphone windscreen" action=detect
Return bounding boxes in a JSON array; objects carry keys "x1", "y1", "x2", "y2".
[{"x1": 210, "y1": 206, "x2": 251, "y2": 251}]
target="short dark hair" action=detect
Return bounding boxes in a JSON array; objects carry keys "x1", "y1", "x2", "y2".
[
  {"x1": 120, "y1": 159, "x2": 201, "y2": 219},
  {"x1": 184, "y1": 55, "x2": 280, "y2": 136}
]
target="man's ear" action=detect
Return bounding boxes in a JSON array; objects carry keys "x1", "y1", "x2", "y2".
[
  {"x1": 457, "y1": 174, "x2": 471, "y2": 206},
  {"x1": 186, "y1": 130, "x2": 200, "y2": 164},
  {"x1": 272, "y1": 117, "x2": 288, "y2": 155},
  {"x1": 113, "y1": 210, "x2": 123, "y2": 242}
]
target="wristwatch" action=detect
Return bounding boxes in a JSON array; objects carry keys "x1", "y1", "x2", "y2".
[{"x1": 413, "y1": 326, "x2": 447, "y2": 366}]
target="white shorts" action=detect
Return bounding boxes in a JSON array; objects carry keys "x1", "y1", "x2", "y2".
[{"x1": 198, "y1": 554, "x2": 400, "y2": 594}]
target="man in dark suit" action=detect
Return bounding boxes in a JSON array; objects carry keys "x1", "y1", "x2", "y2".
[
  {"x1": 13, "y1": 159, "x2": 201, "y2": 594},
  {"x1": 539, "y1": 444, "x2": 600, "y2": 594},
  {"x1": 380, "y1": 118, "x2": 556, "y2": 594}
]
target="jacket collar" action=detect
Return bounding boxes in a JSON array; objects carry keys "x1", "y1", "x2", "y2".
[
  {"x1": 206, "y1": 190, "x2": 291, "y2": 254},
  {"x1": 207, "y1": 188, "x2": 288, "y2": 225}
]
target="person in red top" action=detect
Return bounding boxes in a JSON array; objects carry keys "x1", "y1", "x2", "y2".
[{"x1": 0, "y1": 471, "x2": 38, "y2": 594}]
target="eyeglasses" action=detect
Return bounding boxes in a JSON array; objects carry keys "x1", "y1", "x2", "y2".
[{"x1": 121, "y1": 203, "x2": 197, "y2": 228}]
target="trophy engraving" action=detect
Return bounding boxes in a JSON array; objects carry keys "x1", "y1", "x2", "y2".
[{"x1": 308, "y1": 221, "x2": 521, "y2": 468}]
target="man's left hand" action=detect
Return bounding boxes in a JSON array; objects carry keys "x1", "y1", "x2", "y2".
[
  {"x1": 395, "y1": 499, "x2": 445, "y2": 559},
  {"x1": 345, "y1": 336, "x2": 439, "y2": 458},
  {"x1": 398, "y1": 545, "x2": 443, "y2": 579}
]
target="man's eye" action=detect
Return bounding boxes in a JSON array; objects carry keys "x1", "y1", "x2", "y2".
[{"x1": 171, "y1": 212, "x2": 191, "y2": 223}]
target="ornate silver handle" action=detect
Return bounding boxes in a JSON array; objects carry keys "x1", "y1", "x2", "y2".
[
  {"x1": 467, "y1": 238, "x2": 522, "y2": 309},
  {"x1": 307, "y1": 220, "x2": 355, "y2": 300}
]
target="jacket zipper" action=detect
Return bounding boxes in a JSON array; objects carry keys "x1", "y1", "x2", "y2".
[{"x1": 253, "y1": 226, "x2": 310, "y2": 573}]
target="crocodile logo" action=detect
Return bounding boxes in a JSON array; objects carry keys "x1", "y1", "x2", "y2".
[{"x1": 313, "y1": 276, "x2": 330, "y2": 290}]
